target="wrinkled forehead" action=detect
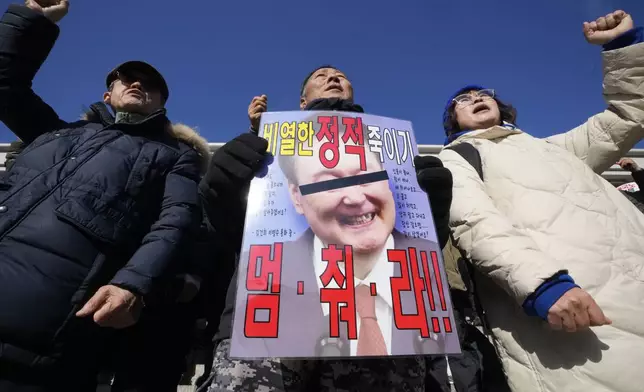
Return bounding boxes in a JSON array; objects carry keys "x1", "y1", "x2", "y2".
[
  {"x1": 302, "y1": 67, "x2": 350, "y2": 91},
  {"x1": 311, "y1": 67, "x2": 346, "y2": 78}
]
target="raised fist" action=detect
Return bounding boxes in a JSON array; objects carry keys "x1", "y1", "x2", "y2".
[
  {"x1": 248, "y1": 95, "x2": 267, "y2": 133},
  {"x1": 25, "y1": 0, "x2": 69, "y2": 23},
  {"x1": 583, "y1": 10, "x2": 634, "y2": 46}
]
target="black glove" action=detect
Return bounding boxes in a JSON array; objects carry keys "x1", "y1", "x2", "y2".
[
  {"x1": 199, "y1": 133, "x2": 269, "y2": 244},
  {"x1": 413, "y1": 155, "x2": 453, "y2": 249},
  {"x1": 201, "y1": 133, "x2": 269, "y2": 193}
]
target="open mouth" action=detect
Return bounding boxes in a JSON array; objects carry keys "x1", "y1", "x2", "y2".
[
  {"x1": 126, "y1": 89, "x2": 145, "y2": 98},
  {"x1": 338, "y1": 212, "x2": 375, "y2": 227},
  {"x1": 473, "y1": 104, "x2": 490, "y2": 114},
  {"x1": 325, "y1": 84, "x2": 343, "y2": 92}
]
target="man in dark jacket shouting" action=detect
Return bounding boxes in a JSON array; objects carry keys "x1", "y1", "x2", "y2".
[{"x1": 0, "y1": 1, "x2": 209, "y2": 391}]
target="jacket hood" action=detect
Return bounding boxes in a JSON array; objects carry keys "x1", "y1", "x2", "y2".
[
  {"x1": 81, "y1": 102, "x2": 211, "y2": 173},
  {"x1": 168, "y1": 122, "x2": 211, "y2": 173}
]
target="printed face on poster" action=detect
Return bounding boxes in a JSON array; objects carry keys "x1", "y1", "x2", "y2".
[{"x1": 230, "y1": 110, "x2": 461, "y2": 359}]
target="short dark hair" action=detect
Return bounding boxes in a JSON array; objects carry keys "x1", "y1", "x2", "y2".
[
  {"x1": 277, "y1": 116, "x2": 381, "y2": 186},
  {"x1": 300, "y1": 65, "x2": 339, "y2": 97},
  {"x1": 443, "y1": 88, "x2": 518, "y2": 136}
]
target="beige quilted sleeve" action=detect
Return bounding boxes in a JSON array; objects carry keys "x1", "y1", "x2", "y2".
[
  {"x1": 439, "y1": 147, "x2": 565, "y2": 304},
  {"x1": 546, "y1": 42, "x2": 644, "y2": 174}
]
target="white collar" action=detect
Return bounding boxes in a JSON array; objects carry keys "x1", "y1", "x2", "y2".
[{"x1": 313, "y1": 234, "x2": 395, "y2": 310}]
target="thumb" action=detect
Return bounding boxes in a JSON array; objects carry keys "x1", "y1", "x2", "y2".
[
  {"x1": 25, "y1": 0, "x2": 43, "y2": 10},
  {"x1": 76, "y1": 287, "x2": 107, "y2": 317},
  {"x1": 587, "y1": 301, "x2": 611, "y2": 326}
]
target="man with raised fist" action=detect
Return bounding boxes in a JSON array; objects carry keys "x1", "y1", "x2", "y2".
[{"x1": 0, "y1": 1, "x2": 209, "y2": 391}]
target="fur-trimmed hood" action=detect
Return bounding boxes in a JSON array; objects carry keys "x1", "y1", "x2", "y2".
[
  {"x1": 81, "y1": 103, "x2": 211, "y2": 173},
  {"x1": 168, "y1": 122, "x2": 211, "y2": 172}
]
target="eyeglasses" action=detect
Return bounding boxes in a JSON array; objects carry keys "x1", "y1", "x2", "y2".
[{"x1": 452, "y1": 89, "x2": 495, "y2": 107}]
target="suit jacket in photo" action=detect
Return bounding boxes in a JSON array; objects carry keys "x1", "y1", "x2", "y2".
[{"x1": 229, "y1": 228, "x2": 460, "y2": 359}]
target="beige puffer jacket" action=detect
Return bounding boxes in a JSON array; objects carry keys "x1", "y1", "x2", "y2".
[{"x1": 439, "y1": 42, "x2": 644, "y2": 392}]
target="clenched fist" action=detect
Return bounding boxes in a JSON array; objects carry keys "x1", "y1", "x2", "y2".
[
  {"x1": 547, "y1": 287, "x2": 611, "y2": 332},
  {"x1": 583, "y1": 10, "x2": 634, "y2": 45},
  {"x1": 25, "y1": 0, "x2": 69, "y2": 23},
  {"x1": 248, "y1": 95, "x2": 267, "y2": 133}
]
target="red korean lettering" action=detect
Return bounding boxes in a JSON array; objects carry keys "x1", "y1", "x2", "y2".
[
  {"x1": 244, "y1": 293, "x2": 280, "y2": 338},
  {"x1": 341, "y1": 116, "x2": 366, "y2": 171},
  {"x1": 243, "y1": 244, "x2": 283, "y2": 338},
  {"x1": 430, "y1": 251, "x2": 447, "y2": 311},
  {"x1": 388, "y1": 248, "x2": 430, "y2": 338},
  {"x1": 246, "y1": 243, "x2": 283, "y2": 293},
  {"x1": 316, "y1": 115, "x2": 339, "y2": 168},
  {"x1": 319, "y1": 245, "x2": 357, "y2": 340},
  {"x1": 421, "y1": 250, "x2": 454, "y2": 333},
  {"x1": 420, "y1": 250, "x2": 435, "y2": 311},
  {"x1": 319, "y1": 244, "x2": 345, "y2": 287}
]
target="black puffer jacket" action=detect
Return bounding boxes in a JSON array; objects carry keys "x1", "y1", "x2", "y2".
[{"x1": 0, "y1": 5, "x2": 209, "y2": 368}]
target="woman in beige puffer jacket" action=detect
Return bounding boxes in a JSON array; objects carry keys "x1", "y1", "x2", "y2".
[{"x1": 439, "y1": 10, "x2": 644, "y2": 392}]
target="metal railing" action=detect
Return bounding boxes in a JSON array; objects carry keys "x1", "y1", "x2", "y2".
[{"x1": 2, "y1": 143, "x2": 643, "y2": 186}]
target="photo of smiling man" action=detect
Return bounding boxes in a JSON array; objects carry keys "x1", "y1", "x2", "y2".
[{"x1": 229, "y1": 111, "x2": 459, "y2": 360}]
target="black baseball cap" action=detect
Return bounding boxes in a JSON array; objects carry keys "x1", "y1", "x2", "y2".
[{"x1": 105, "y1": 61, "x2": 169, "y2": 102}]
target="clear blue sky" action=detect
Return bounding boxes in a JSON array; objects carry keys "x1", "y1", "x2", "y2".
[{"x1": 1, "y1": 0, "x2": 643, "y2": 147}]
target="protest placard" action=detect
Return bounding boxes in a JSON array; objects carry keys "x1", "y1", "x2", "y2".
[{"x1": 230, "y1": 110, "x2": 461, "y2": 359}]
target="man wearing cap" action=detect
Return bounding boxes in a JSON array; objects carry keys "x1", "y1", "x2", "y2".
[{"x1": 0, "y1": 1, "x2": 210, "y2": 391}]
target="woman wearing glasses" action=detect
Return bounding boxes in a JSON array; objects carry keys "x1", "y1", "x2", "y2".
[{"x1": 438, "y1": 10, "x2": 644, "y2": 392}]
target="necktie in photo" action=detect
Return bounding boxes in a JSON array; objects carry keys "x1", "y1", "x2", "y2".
[{"x1": 355, "y1": 284, "x2": 387, "y2": 356}]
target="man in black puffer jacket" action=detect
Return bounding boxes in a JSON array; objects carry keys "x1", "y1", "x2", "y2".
[
  {"x1": 198, "y1": 65, "x2": 454, "y2": 392},
  {"x1": 0, "y1": 2, "x2": 209, "y2": 391}
]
